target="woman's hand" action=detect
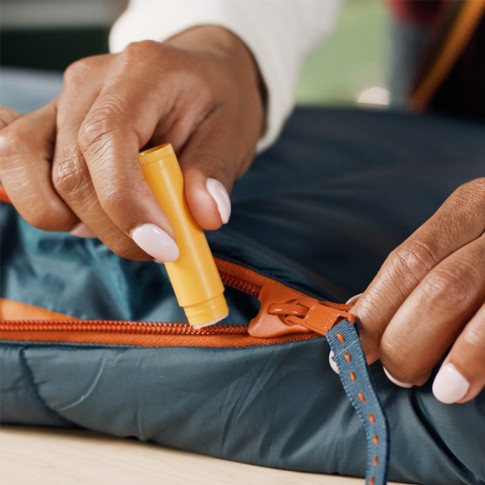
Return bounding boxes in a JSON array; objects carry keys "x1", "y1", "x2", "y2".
[
  {"x1": 0, "y1": 26, "x2": 265, "y2": 261},
  {"x1": 353, "y1": 178, "x2": 485, "y2": 404}
]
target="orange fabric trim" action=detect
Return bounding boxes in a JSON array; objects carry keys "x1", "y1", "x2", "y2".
[
  {"x1": 0, "y1": 231, "x2": 325, "y2": 347},
  {"x1": 0, "y1": 299, "x2": 75, "y2": 321},
  {"x1": 0, "y1": 185, "x2": 11, "y2": 204},
  {"x1": 0, "y1": 323, "x2": 318, "y2": 348},
  {"x1": 411, "y1": 0, "x2": 485, "y2": 110}
]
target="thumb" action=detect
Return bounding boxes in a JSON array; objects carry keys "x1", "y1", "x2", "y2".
[{"x1": 184, "y1": 166, "x2": 232, "y2": 230}]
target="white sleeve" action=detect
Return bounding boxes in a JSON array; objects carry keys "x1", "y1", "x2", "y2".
[{"x1": 110, "y1": 0, "x2": 342, "y2": 150}]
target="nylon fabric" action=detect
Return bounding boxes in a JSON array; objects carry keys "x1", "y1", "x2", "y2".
[
  {"x1": 2, "y1": 340, "x2": 484, "y2": 484},
  {"x1": 1, "y1": 70, "x2": 485, "y2": 484}
]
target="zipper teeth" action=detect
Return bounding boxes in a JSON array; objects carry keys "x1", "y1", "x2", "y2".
[
  {"x1": 1, "y1": 262, "x2": 263, "y2": 335},
  {"x1": 220, "y1": 272, "x2": 260, "y2": 296},
  {"x1": 0, "y1": 320, "x2": 249, "y2": 335}
]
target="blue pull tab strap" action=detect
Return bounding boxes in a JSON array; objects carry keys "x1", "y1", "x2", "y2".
[{"x1": 327, "y1": 319, "x2": 389, "y2": 485}]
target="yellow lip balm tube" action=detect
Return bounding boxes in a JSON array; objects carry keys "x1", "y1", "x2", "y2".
[{"x1": 138, "y1": 143, "x2": 229, "y2": 328}]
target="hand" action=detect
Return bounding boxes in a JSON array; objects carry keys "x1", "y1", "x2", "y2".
[
  {"x1": 0, "y1": 107, "x2": 22, "y2": 129},
  {"x1": 0, "y1": 26, "x2": 265, "y2": 261},
  {"x1": 352, "y1": 178, "x2": 485, "y2": 404}
]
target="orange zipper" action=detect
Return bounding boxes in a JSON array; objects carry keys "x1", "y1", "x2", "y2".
[{"x1": 0, "y1": 258, "x2": 354, "y2": 348}]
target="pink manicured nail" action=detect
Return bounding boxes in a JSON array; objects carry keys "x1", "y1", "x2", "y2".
[
  {"x1": 70, "y1": 223, "x2": 96, "y2": 238},
  {"x1": 329, "y1": 351, "x2": 340, "y2": 374},
  {"x1": 383, "y1": 367, "x2": 413, "y2": 388},
  {"x1": 131, "y1": 224, "x2": 179, "y2": 263},
  {"x1": 432, "y1": 363, "x2": 470, "y2": 404},
  {"x1": 206, "y1": 178, "x2": 231, "y2": 224}
]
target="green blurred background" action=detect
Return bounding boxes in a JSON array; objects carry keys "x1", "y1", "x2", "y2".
[
  {"x1": 0, "y1": 0, "x2": 389, "y2": 106},
  {"x1": 296, "y1": 0, "x2": 388, "y2": 105}
]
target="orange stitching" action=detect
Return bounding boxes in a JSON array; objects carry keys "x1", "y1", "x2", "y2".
[{"x1": 334, "y1": 330, "x2": 382, "y2": 483}]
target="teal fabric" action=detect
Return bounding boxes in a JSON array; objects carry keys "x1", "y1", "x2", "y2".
[
  {"x1": 2, "y1": 339, "x2": 484, "y2": 484},
  {"x1": 1, "y1": 70, "x2": 485, "y2": 484}
]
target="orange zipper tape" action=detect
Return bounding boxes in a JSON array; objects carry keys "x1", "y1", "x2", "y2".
[{"x1": 0, "y1": 190, "x2": 354, "y2": 348}]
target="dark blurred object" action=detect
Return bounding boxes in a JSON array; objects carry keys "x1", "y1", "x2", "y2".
[
  {"x1": 413, "y1": 3, "x2": 485, "y2": 121},
  {"x1": 388, "y1": 0, "x2": 485, "y2": 121},
  {"x1": 0, "y1": 0, "x2": 126, "y2": 71},
  {"x1": 0, "y1": 28, "x2": 110, "y2": 71}
]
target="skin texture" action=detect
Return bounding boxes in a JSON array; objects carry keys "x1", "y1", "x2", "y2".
[
  {"x1": 352, "y1": 178, "x2": 485, "y2": 403},
  {"x1": 0, "y1": 26, "x2": 265, "y2": 259},
  {"x1": 0, "y1": 27, "x2": 483, "y2": 403}
]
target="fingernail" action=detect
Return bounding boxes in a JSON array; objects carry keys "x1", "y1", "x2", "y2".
[
  {"x1": 433, "y1": 363, "x2": 469, "y2": 404},
  {"x1": 383, "y1": 367, "x2": 413, "y2": 388},
  {"x1": 206, "y1": 178, "x2": 231, "y2": 224},
  {"x1": 131, "y1": 223, "x2": 179, "y2": 262},
  {"x1": 329, "y1": 351, "x2": 340, "y2": 374},
  {"x1": 70, "y1": 223, "x2": 96, "y2": 238}
]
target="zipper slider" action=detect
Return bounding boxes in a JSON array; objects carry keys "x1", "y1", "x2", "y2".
[{"x1": 248, "y1": 283, "x2": 355, "y2": 338}]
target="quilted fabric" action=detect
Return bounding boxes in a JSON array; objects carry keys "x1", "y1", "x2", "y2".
[{"x1": 1, "y1": 72, "x2": 485, "y2": 484}]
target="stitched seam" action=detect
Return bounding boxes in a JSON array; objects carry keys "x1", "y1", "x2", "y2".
[
  {"x1": 18, "y1": 347, "x2": 75, "y2": 426},
  {"x1": 335, "y1": 340, "x2": 377, "y2": 482},
  {"x1": 328, "y1": 322, "x2": 389, "y2": 485},
  {"x1": 409, "y1": 390, "x2": 469, "y2": 474},
  {"x1": 1, "y1": 339, "x2": 319, "y2": 351}
]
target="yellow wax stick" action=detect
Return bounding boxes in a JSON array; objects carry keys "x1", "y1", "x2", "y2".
[{"x1": 138, "y1": 144, "x2": 229, "y2": 328}]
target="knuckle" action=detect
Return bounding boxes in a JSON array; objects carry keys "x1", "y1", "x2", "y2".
[
  {"x1": 122, "y1": 40, "x2": 163, "y2": 63},
  {"x1": 450, "y1": 178, "x2": 485, "y2": 224},
  {"x1": 52, "y1": 154, "x2": 89, "y2": 198},
  {"x1": 121, "y1": 40, "x2": 197, "y2": 85},
  {"x1": 457, "y1": 177, "x2": 485, "y2": 200},
  {"x1": 421, "y1": 269, "x2": 471, "y2": 311},
  {"x1": 78, "y1": 115, "x2": 117, "y2": 155},
  {"x1": 64, "y1": 58, "x2": 95, "y2": 84},
  {"x1": 388, "y1": 239, "x2": 438, "y2": 282}
]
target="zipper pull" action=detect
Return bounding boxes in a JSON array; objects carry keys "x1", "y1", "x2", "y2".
[{"x1": 248, "y1": 283, "x2": 355, "y2": 338}]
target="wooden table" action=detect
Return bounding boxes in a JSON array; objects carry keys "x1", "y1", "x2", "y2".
[{"x1": 0, "y1": 426, "x2": 413, "y2": 484}]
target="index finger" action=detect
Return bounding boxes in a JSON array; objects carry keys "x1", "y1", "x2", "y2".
[{"x1": 77, "y1": 69, "x2": 176, "y2": 242}]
